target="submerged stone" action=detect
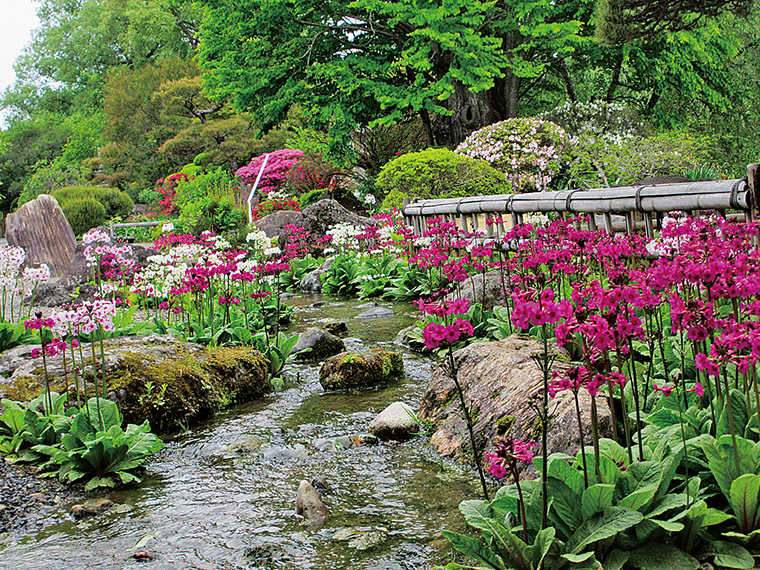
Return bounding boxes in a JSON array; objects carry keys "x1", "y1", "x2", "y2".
[
  {"x1": 296, "y1": 479, "x2": 329, "y2": 524},
  {"x1": 368, "y1": 402, "x2": 419, "y2": 441}
]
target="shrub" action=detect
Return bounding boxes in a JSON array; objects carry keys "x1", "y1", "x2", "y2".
[
  {"x1": 62, "y1": 197, "x2": 106, "y2": 236},
  {"x1": 53, "y1": 186, "x2": 134, "y2": 222},
  {"x1": 174, "y1": 167, "x2": 239, "y2": 223},
  {"x1": 455, "y1": 118, "x2": 571, "y2": 192},
  {"x1": 235, "y1": 149, "x2": 304, "y2": 195},
  {"x1": 154, "y1": 173, "x2": 190, "y2": 216},
  {"x1": 564, "y1": 130, "x2": 712, "y2": 188},
  {"x1": 250, "y1": 197, "x2": 301, "y2": 221},
  {"x1": 285, "y1": 153, "x2": 344, "y2": 195},
  {"x1": 95, "y1": 188, "x2": 134, "y2": 219},
  {"x1": 377, "y1": 148, "x2": 510, "y2": 210},
  {"x1": 299, "y1": 188, "x2": 328, "y2": 209},
  {"x1": 193, "y1": 198, "x2": 247, "y2": 239}
]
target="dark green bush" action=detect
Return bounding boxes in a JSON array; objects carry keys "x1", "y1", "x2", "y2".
[
  {"x1": 377, "y1": 148, "x2": 510, "y2": 210},
  {"x1": 62, "y1": 197, "x2": 106, "y2": 236},
  {"x1": 53, "y1": 186, "x2": 134, "y2": 220},
  {"x1": 95, "y1": 188, "x2": 134, "y2": 219}
]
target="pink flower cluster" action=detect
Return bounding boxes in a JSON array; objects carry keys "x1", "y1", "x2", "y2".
[{"x1": 484, "y1": 437, "x2": 539, "y2": 479}]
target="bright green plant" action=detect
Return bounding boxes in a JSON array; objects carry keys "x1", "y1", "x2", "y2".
[
  {"x1": 34, "y1": 398, "x2": 164, "y2": 491},
  {"x1": 321, "y1": 255, "x2": 362, "y2": 296},
  {"x1": 378, "y1": 148, "x2": 511, "y2": 210},
  {"x1": 62, "y1": 197, "x2": 107, "y2": 235}
]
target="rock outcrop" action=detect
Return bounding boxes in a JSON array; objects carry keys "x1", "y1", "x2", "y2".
[
  {"x1": 6, "y1": 195, "x2": 77, "y2": 278},
  {"x1": 319, "y1": 349, "x2": 403, "y2": 391},
  {"x1": 0, "y1": 334, "x2": 270, "y2": 434},
  {"x1": 419, "y1": 334, "x2": 611, "y2": 469},
  {"x1": 292, "y1": 327, "x2": 346, "y2": 361},
  {"x1": 291, "y1": 199, "x2": 374, "y2": 248}
]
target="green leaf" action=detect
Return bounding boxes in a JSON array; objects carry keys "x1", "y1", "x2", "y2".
[
  {"x1": 627, "y1": 543, "x2": 698, "y2": 570},
  {"x1": 603, "y1": 549, "x2": 630, "y2": 570},
  {"x1": 730, "y1": 473, "x2": 760, "y2": 534},
  {"x1": 618, "y1": 486, "x2": 658, "y2": 512},
  {"x1": 563, "y1": 551, "x2": 595, "y2": 563},
  {"x1": 548, "y1": 457, "x2": 585, "y2": 496},
  {"x1": 700, "y1": 541, "x2": 755, "y2": 569},
  {"x1": 565, "y1": 507, "x2": 644, "y2": 554},
  {"x1": 717, "y1": 390, "x2": 749, "y2": 439},
  {"x1": 548, "y1": 477, "x2": 583, "y2": 530},
  {"x1": 526, "y1": 527, "x2": 554, "y2": 570},
  {"x1": 581, "y1": 484, "x2": 614, "y2": 519}
]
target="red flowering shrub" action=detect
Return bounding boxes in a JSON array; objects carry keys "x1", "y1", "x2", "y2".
[
  {"x1": 285, "y1": 154, "x2": 343, "y2": 194},
  {"x1": 235, "y1": 149, "x2": 304, "y2": 194},
  {"x1": 155, "y1": 172, "x2": 190, "y2": 216},
  {"x1": 250, "y1": 197, "x2": 301, "y2": 221}
]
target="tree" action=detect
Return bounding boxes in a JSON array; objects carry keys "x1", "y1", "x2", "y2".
[
  {"x1": 596, "y1": 0, "x2": 752, "y2": 43},
  {"x1": 197, "y1": 0, "x2": 583, "y2": 148},
  {"x1": 2, "y1": 0, "x2": 201, "y2": 120}
]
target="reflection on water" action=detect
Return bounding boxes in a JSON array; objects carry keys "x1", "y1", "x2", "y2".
[{"x1": 0, "y1": 296, "x2": 479, "y2": 570}]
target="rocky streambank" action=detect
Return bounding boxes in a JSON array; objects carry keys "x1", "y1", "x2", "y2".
[{"x1": 0, "y1": 459, "x2": 82, "y2": 538}]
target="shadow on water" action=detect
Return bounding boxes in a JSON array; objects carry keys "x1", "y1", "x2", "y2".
[{"x1": 0, "y1": 295, "x2": 481, "y2": 570}]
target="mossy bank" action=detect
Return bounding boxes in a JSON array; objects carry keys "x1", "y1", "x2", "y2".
[{"x1": 0, "y1": 334, "x2": 270, "y2": 434}]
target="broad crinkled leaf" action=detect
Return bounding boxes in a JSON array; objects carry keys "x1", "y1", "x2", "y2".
[
  {"x1": 565, "y1": 507, "x2": 644, "y2": 555},
  {"x1": 581, "y1": 484, "x2": 614, "y2": 519},
  {"x1": 729, "y1": 474, "x2": 760, "y2": 534}
]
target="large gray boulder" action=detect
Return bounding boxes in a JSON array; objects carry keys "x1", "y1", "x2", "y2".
[
  {"x1": 445, "y1": 270, "x2": 509, "y2": 310},
  {"x1": 300, "y1": 257, "x2": 334, "y2": 293},
  {"x1": 254, "y1": 210, "x2": 302, "y2": 238},
  {"x1": 419, "y1": 334, "x2": 611, "y2": 470},
  {"x1": 291, "y1": 199, "x2": 374, "y2": 247},
  {"x1": 319, "y1": 350, "x2": 404, "y2": 391},
  {"x1": 6, "y1": 195, "x2": 77, "y2": 278}
]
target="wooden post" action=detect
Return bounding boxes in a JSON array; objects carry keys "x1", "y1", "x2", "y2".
[
  {"x1": 644, "y1": 213, "x2": 654, "y2": 238},
  {"x1": 749, "y1": 164, "x2": 760, "y2": 216},
  {"x1": 603, "y1": 213, "x2": 613, "y2": 234}
]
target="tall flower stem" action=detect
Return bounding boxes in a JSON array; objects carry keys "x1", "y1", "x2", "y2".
[{"x1": 446, "y1": 347, "x2": 489, "y2": 502}]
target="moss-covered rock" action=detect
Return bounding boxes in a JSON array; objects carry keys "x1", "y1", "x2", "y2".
[
  {"x1": 319, "y1": 349, "x2": 403, "y2": 391},
  {"x1": 0, "y1": 335, "x2": 270, "y2": 434}
]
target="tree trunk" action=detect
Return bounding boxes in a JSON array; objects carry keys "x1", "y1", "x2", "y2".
[{"x1": 433, "y1": 81, "x2": 502, "y2": 148}]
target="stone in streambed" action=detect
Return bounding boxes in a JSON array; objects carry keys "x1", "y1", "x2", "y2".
[
  {"x1": 356, "y1": 307, "x2": 395, "y2": 319},
  {"x1": 368, "y1": 402, "x2": 419, "y2": 441},
  {"x1": 319, "y1": 350, "x2": 403, "y2": 391},
  {"x1": 296, "y1": 479, "x2": 329, "y2": 524},
  {"x1": 70, "y1": 498, "x2": 113, "y2": 519},
  {"x1": 292, "y1": 327, "x2": 346, "y2": 361}
]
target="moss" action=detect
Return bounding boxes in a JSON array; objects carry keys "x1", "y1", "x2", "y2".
[
  {"x1": 107, "y1": 347, "x2": 270, "y2": 434},
  {"x1": 320, "y1": 349, "x2": 403, "y2": 390},
  {"x1": 496, "y1": 415, "x2": 516, "y2": 436}
]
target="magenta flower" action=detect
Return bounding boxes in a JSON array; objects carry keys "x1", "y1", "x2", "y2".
[
  {"x1": 653, "y1": 383, "x2": 674, "y2": 397},
  {"x1": 688, "y1": 382, "x2": 704, "y2": 397}
]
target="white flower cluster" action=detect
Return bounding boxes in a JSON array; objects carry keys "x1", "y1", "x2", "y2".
[
  {"x1": 268, "y1": 189, "x2": 290, "y2": 201},
  {"x1": 131, "y1": 255, "x2": 189, "y2": 298},
  {"x1": 327, "y1": 222, "x2": 364, "y2": 253},
  {"x1": 0, "y1": 245, "x2": 51, "y2": 299},
  {"x1": 162, "y1": 221, "x2": 175, "y2": 233},
  {"x1": 246, "y1": 229, "x2": 272, "y2": 252},
  {"x1": 523, "y1": 212, "x2": 550, "y2": 227}
]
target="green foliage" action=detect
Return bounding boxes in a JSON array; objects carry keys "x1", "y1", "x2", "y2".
[
  {"x1": 54, "y1": 186, "x2": 134, "y2": 218},
  {"x1": 565, "y1": 130, "x2": 712, "y2": 188},
  {"x1": 197, "y1": 0, "x2": 582, "y2": 149},
  {"x1": 192, "y1": 198, "x2": 247, "y2": 241},
  {"x1": 0, "y1": 322, "x2": 35, "y2": 353},
  {"x1": 378, "y1": 149, "x2": 510, "y2": 210},
  {"x1": 174, "y1": 167, "x2": 239, "y2": 223},
  {"x1": 299, "y1": 188, "x2": 327, "y2": 209},
  {"x1": 32, "y1": 398, "x2": 165, "y2": 491},
  {"x1": 62, "y1": 197, "x2": 106, "y2": 235},
  {"x1": 321, "y1": 256, "x2": 362, "y2": 297}
]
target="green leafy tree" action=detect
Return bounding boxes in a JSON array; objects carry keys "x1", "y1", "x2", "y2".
[{"x1": 197, "y1": 0, "x2": 583, "y2": 148}]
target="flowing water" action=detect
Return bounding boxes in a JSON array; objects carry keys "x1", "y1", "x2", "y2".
[{"x1": 0, "y1": 296, "x2": 480, "y2": 570}]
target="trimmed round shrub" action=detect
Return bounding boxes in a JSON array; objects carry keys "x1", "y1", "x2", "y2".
[
  {"x1": 455, "y1": 118, "x2": 570, "y2": 192},
  {"x1": 377, "y1": 148, "x2": 510, "y2": 210},
  {"x1": 53, "y1": 186, "x2": 134, "y2": 219},
  {"x1": 62, "y1": 198, "x2": 106, "y2": 236}
]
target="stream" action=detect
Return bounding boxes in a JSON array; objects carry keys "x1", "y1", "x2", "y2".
[{"x1": 0, "y1": 295, "x2": 480, "y2": 570}]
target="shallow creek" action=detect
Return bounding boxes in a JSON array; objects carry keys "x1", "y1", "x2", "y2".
[{"x1": 0, "y1": 295, "x2": 480, "y2": 570}]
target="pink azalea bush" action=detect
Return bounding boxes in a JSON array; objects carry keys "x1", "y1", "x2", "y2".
[{"x1": 235, "y1": 148, "x2": 305, "y2": 195}]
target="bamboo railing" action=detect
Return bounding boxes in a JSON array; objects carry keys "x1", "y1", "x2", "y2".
[{"x1": 402, "y1": 165, "x2": 760, "y2": 240}]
